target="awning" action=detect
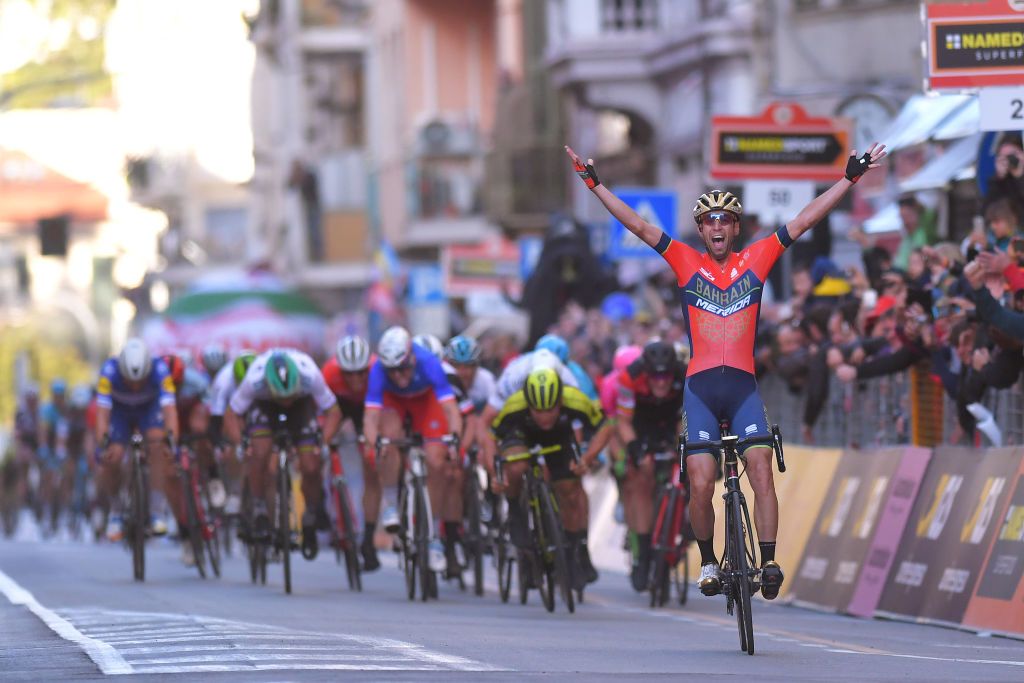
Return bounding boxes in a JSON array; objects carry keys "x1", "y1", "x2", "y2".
[
  {"x1": 0, "y1": 148, "x2": 108, "y2": 224},
  {"x1": 899, "y1": 133, "x2": 982, "y2": 192},
  {"x1": 882, "y1": 95, "x2": 973, "y2": 151},
  {"x1": 932, "y1": 98, "x2": 979, "y2": 141},
  {"x1": 863, "y1": 203, "x2": 901, "y2": 235}
]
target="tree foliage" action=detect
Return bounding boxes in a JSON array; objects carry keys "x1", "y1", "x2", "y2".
[{"x1": 0, "y1": 0, "x2": 116, "y2": 109}]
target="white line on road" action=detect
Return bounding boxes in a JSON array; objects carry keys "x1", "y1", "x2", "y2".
[{"x1": 0, "y1": 569, "x2": 133, "y2": 675}]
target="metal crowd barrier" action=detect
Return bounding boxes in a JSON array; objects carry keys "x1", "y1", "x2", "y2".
[{"x1": 758, "y1": 362, "x2": 1024, "y2": 449}]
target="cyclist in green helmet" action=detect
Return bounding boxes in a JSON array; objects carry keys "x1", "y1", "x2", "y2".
[{"x1": 224, "y1": 349, "x2": 341, "y2": 560}]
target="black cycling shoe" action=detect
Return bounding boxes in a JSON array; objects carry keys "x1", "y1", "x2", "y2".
[
  {"x1": 760, "y1": 561, "x2": 784, "y2": 600},
  {"x1": 361, "y1": 538, "x2": 381, "y2": 572},
  {"x1": 630, "y1": 562, "x2": 649, "y2": 592},
  {"x1": 580, "y1": 545, "x2": 599, "y2": 584},
  {"x1": 301, "y1": 520, "x2": 318, "y2": 561}
]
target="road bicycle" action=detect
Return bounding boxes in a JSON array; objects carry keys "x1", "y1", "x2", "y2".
[
  {"x1": 179, "y1": 435, "x2": 221, "y2": 579},
  {"x1": 499, "y1": 443, "x2": 576, "y2": 614},
  {"x1": 377, "y1": 431, "x2": 458, "y2": 602},
  {"x1": 647, "y1": 444, "x2": 690, "y2": 608},
  {"x1": 681, "y1": 424, "x2": 785, "y2": 655},
  {"x1": 327, "y1": 437, "x2": 362, "y2": 591}
]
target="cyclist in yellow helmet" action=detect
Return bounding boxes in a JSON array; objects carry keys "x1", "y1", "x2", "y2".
[{"x1": 492, "y1": 367, "x2": 614, "y2": 589}]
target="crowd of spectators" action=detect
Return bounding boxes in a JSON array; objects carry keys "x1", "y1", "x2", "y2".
[{"x1": 467, "y1": 134, "x2": 1024, "y2": 448}]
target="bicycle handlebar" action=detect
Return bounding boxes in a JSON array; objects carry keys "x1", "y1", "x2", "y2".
[{"x1": 681, "y1": 423, "x2": 786, "y2": 474}]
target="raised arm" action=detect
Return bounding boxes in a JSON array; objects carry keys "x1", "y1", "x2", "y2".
[
  {"x1": 785, "y1": 143, "x2": 887, "y2": 242},
  {"x1": 566, "y1": 146, "x2": 663, "y2": 249}
]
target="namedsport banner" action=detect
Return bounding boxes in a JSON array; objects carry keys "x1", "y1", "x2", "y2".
[
  {"x1": 876, "y1": 446, "x2": 1020, "y2": 625},
  {"x1": 788, "y1": 448, "x2": 905, "y2": 611},
  {"x1": 962, "y1": 451, "x2": 1024, "y2": 636},
  {"x1": 847, "y1": 447, "x2": 931, "y2": 618}
]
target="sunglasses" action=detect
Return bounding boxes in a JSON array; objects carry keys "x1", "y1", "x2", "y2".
[
  {"x1": 702, "y1": 211, "x2": 735, "y2": 225},
  {"x1": 650, "y1": 372, "x2": 674, "y2": 382},
  {"x1": 342, "y1": 368, "x2": 369, "y2": 377},
  {"x1": 386, "y1": 364, "x2": 414, "y2": 374}
]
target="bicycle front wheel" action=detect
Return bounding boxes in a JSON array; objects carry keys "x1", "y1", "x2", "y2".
[
  {"x1": 464, "y1": 468, "x2": 484, "y2": 597},
  {"x1": 182, "y1": 467, "x2": 207, "y2": 579},
  {"x1": 278, "y1": 460, "x2": 292, "y2": 595},
  {"x1": 130, "y1": 455, "x2": 147, "y2": 582},
  {"x1": 414, "y1": 480, "x2": 435, "y2": 602},
  {"x1": 537, "y1": 484, "x2": 574, "y2": 614},
  {"x1": 730, "y1": 493, "x2": 754, "y2": 655},
  {"x1": 334, "y1": 479, "x2": 362, "y2": 591}
]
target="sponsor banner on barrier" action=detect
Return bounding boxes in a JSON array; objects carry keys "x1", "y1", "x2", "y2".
[
  {"x1": 685, "y1": 445, "x2": 843, "y2": 602},
  {"x1": 876, "y1": 446, "x2": 1020, "y2": 625},
  {"x1": 789, "y1": 448, "x2": 905, "y2": 611},
  {"x1": 963, "y1": 453, "x2": 1024, "y2": 636},
  {"x1": 847, "y1": 447, "x2": 931, "y2": 618}
]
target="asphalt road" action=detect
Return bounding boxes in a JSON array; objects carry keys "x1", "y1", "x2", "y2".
[{"x1": 2, "y1": 531, "x2": 1023, "y2": 682}]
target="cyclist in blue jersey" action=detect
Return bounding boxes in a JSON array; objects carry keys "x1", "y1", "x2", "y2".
[
  {"x1": 38, "y1": 379, "x2": 71, "y2": 535},
  {"x1": 363, "y1": 326, "x2": 464, "y2": 577},
  {"x1": 94, "y1": 338, "x2": 185, "y2": 558}
]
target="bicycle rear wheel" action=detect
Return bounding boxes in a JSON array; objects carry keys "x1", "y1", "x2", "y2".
[
  {"x1": 497, "y1": 537, "x2": 513, "y2": 603},
  {"x1": 675, "y1": 548, "x2": 689, "y2": 606},
  {"x1": 278, "y1": 459, "x2": 292, "y2": 595},
  {"x1": 130, "y1": 454, "x2": 147, "y2": 582},
  {"x1": 537, "y1": 484, "x2": 574, "y2": 614},
  {"x1": 334, "y1": 478, "x2": 362, "y2": 591}
]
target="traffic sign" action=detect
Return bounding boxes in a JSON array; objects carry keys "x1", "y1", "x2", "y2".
[
  {"x1": 742, "y1": 180, "x2": 816, "y2": 226},
  {"x1": 979, "y1": 86, "x2": 1024, "y2": 131},
  {"x1": 710, "y1": 103, "x2": 852, "y2": 181},
  {"x1": 925, "y1": 1, "x2": 1024, "y2": 91},
  {"x1": 607, "y1": 189, "x2": 677, "y2": 259},
  {"x1": 406, "y1": 264, "x2": 446, "y2": 304}
]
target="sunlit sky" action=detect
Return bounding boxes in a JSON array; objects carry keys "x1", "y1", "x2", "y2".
[{"x1": 0, "y1": 0, "x2": 256, "y2": 183}]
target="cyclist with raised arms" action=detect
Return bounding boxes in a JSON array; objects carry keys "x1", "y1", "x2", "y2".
[
  {"x1": 224, "y1": 349, "x2": 341, "y2": 560},
  {"x1": 320, "y1": 335, "x2": 381, "y2": 570},
  {"x1": 617, "y1": 340, "x2": 686, "y2": 592},
  {"x1": 567, "y1": 142, "x2": 886, "y2": 600},
  {"x1": 363, "y1": 326, "x2": 464, "y2": 577},
  {"x1": 491, "y1": 367, "x2": 613, "y2": 589}
]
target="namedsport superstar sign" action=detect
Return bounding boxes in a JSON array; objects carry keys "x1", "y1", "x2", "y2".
[
  {"x1": 710, "y1": 103, "x2": 851, "y2": 181},
  {"x1": 926, "y1": 0, "x2": 1024, "y2": 90}
]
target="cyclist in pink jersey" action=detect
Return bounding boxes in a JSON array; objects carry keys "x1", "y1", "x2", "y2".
[{"x1": 567, "y1": 142, "x2": 886, "y2": 600}]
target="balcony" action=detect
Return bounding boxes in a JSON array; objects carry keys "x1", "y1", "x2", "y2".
[{"x1": 484, "y1": 146, "x2": 566, "y2": 233}]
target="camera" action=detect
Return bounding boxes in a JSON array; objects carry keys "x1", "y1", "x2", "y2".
[{"x1": 1009, "y1": 154, "x2": 1021, "y2": 171}]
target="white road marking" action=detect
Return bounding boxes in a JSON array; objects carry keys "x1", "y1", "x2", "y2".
[
  {"x1": 56, "y1": 607, "x2": 507, "y2": 674},
  {"x1": 0, "y1": 570, "x2": 133, "y2": 675}
]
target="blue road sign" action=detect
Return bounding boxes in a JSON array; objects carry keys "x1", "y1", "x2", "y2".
[
  {"x1": 519, "y1": 237, "x2": 543, "y2": 281},
  {"x1": 607, "y1": 188, "x2": 678, "y2": 259},
  {"x1": 406, "y1": 264, "x2": 446, "y2": 304}
]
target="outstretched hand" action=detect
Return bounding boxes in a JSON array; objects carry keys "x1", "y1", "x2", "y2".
[
  {"x1": 565, "y1": 145, "x2": 601, "y2": 189},
  {"x1": 844, "y1": 142, "x2": 888, "y2": 183}
]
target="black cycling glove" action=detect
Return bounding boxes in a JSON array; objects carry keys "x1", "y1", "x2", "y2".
[
  {"x1": 845, "y1": 151, "x2": 872, "y2": 183},
  {"x1": 572, "y1": 156, "x2": 601, "y2": 189}
]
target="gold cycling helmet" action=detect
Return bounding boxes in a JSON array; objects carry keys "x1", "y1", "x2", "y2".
[
  {"x1": 693, "y1": 190, "x2": 742, "y2": 223},
  {"x1": 524, "y1": 367, "x2": 562, "y2": 411}
]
